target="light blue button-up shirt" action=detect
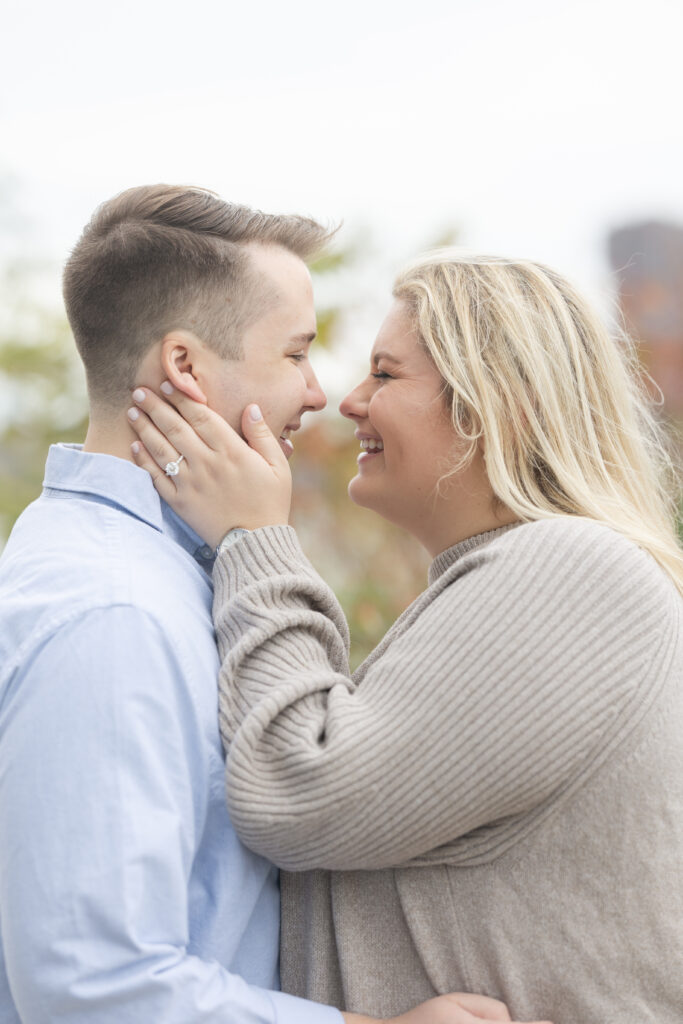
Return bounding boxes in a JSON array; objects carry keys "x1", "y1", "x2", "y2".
[{"x1": 0, "y1": 445, "x2": 342, "y2": 1024}]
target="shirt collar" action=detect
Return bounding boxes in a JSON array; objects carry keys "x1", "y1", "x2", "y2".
[{"x1": 43, "y1": 444, "x2": 215, "y2": 569}]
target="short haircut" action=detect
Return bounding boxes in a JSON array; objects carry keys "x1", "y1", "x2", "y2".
[{"x1": 63, "y1": 185, "x2": 334, "y2": 408}]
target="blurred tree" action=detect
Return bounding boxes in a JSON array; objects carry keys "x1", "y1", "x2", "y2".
[
  {"x1": 608, "y1": 221, "x2": 683, "y2": 420},
  {"x1": 0, "y1": 264, "x2": 88, "y2": 540}
]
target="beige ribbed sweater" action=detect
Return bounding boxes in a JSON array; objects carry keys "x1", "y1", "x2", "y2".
[{"x1": 212, "y1": 517, "x2": 683, "y2": 1024}]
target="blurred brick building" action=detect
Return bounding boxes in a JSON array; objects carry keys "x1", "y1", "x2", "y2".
[{"x1": 608, "y1": 221, "x2": 683, "y2": 421}]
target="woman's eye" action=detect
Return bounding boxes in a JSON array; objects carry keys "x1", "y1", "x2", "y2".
[
  {"x1": 372, "y1": 371, "x2": 391, "y2": 380},
  {"x1": 288, "y1": 353, "x2": 306, "y2": 363}
]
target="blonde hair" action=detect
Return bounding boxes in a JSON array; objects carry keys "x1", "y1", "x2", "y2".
[{"x1": 393, "y1": 249, "x2": 683, "y2": 595}]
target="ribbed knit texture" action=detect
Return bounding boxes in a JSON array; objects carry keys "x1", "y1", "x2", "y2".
[{"x1": 212, "y1": 517, "x2": 683, "y2": 1024}]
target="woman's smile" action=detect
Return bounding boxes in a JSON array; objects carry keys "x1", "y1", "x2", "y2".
[
  {"x1": 339, "y1": 300, "x2": 460, "y2": 540},
  {"x1": 356, "y1": 432, "x2": 385, "y2": 462}
]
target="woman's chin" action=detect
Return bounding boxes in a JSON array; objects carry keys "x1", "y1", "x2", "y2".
[
  {"x1": 347, "y1": 475, "x2": 374, "y2": 510},
  {"x1": 347, "y1": 477, "x2": 392, "y2": 522}
]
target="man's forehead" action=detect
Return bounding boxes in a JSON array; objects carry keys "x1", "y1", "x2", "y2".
[{"x1": 246, "y1": 241, "x2": 311, "y2": 279}]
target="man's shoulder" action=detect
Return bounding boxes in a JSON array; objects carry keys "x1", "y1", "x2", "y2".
[{"x1": 0, "y1": 490, "x2": 215, "y2": 673}]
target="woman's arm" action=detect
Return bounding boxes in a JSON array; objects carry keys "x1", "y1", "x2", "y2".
[
  {"x1": 211, "y1": 515, "x2": 661, "y2": 872},
  {"x1": 129, "y1": 387, "x2": 668, "y2": 873}
]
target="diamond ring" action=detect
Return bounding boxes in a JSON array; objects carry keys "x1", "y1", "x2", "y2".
[{"x1": 164, "y1": 454, "x2": 185, "y2": 477}]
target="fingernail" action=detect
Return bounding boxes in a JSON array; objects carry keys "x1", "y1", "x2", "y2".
[
  {"x1": 127, "y1": 407, "x2": 139, "y2": 421},
  {"x1": 249, "y1": 404, "x2": 263, "y2": 422},
  {"x1": 160, "y1": 381, "x2": 174, "y2": 395},
  {"x1": 131, "y1": 441, "x2": 140, "y2": 454},
  {"x1": 132, "y1": 388, "x2": 146, "y2": 403}
]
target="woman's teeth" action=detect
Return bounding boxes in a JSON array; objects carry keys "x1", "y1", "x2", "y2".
[{"x1": 360, "y1": 438, "x2": 384, "y2": 451}]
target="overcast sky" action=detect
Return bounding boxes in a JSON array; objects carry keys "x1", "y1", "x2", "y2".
[{"x1": 2, "y1": 0, "x2": 683, "y2": 389}]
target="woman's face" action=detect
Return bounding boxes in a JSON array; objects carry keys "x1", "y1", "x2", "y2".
[
  {"x1": 340, "y1": 299, "x2": 509, "y2": 555},
  {"x1": 339, "y1": 300, "x2": 463, "y2": 541}
]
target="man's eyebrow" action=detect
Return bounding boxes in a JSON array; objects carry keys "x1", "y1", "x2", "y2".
[
  {"x1": 290, "y1": 332, "x2": 317, "y2": 344},
  {"x1": 372, "y1": 350, "x2": 401, "y2": 365}
]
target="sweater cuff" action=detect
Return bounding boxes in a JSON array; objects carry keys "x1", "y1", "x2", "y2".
[{"x1": 212, "y1": 525, "x2": 313, "y2": 599}]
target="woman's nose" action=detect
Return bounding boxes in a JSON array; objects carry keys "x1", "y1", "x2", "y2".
[{"x1": 339, "y1": 381, "x2": 368, "y2": 421}]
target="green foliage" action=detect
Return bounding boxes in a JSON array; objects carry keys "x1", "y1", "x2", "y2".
[
  {"x1": 309, "y1": 246, "x2": 356, "y2": 276},
  {"x1": 0, "y1": 288, "x2": 88, "y2": 540},
  {"x1": 312, "y1": 307, "x2": 340, "y2": 350}
]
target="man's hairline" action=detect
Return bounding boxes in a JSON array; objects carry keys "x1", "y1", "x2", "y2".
[
  {"x1": 88, "y1": 239, "x2": 313, "y2": 415},
  {"x1": 229, "y1": 240, "x2": 312, "y2": 356},
  {"x1": 157, "y1": 239, "x2": 296, "y2": 360}
]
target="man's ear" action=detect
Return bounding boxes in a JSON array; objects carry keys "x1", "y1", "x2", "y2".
[{"x1": 160, "y1": 331, "x2": 209, "y2": 404}]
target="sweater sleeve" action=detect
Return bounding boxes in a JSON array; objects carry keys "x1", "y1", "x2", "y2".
[{"x1": 213, "y1": 519, "x2": 676, "y2": 871}]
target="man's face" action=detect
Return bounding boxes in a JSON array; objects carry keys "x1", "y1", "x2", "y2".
[{"x1": 201, "y1": 244, "x2": 326, "y2": 458}]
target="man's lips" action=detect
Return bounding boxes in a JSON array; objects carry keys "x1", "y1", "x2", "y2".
[
  {"x1": 279, "y1": 436, "x2": 294, "y2": 459},
  {"x1": 279, "y1": 423, "x2": 300, "y2": 460}
]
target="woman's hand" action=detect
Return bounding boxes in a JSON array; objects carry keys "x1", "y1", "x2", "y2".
[
  {"x1": 127, "y1": 384, "x2": 292, "y2": 549},
  {"x1": 342, "y1": 992, "x2": 552, "y2": 1023}
]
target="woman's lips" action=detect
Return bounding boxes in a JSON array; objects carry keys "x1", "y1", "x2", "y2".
[
  {"x1": 357, "y1": 435, "x2": 384, "y2": 463},
  {"x1": 357, "y1": 448, "x2": 384, "y2": 463}
]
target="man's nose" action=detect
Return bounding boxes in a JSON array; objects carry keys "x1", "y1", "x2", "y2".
[{"x1": 304, "y1": 365, "x2": 327, "y2": 412}]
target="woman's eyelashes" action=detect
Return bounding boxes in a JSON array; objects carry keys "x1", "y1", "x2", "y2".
[
  {"x1": 371, "y1": 370, "x2": 392, "y2": 380},
  {"x1": 288, "y1": 352, "x2": 306, "y2": 363}
]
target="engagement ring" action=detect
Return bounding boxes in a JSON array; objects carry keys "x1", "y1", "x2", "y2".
[{"x1": 164, "y1": 455, "x2": 185, "y2": 477}]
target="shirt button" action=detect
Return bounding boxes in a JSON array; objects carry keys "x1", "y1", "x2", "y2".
[{"x1": 198, "y1": 545, "x2": 213, "y2": 560}]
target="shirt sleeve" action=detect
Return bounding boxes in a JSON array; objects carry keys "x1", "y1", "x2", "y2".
[
  {"x1": 212, "y1": 522, "x2": 673, "y2": 872},
  {"x1": 0, "y1": 605, "x2": 342, "y2": 1024}
]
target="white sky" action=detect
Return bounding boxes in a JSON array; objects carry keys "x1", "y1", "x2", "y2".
[{"x1": 2, "y1": 0, "x2": 683, "y2": 394}]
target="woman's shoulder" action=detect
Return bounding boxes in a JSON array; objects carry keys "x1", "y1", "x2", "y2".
[
  {"x1": 500, "y1": 513, "x2": 638, "y2": 548},
  {"x1": 427, "y1": 515, "x2": 681, "y2": 688},
  {"x1": 438, "y1": 515, "x2": 680, "y2": 615},
  {"x1": 494, "y1": 515, "x2": 671, "y2": 576}
]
